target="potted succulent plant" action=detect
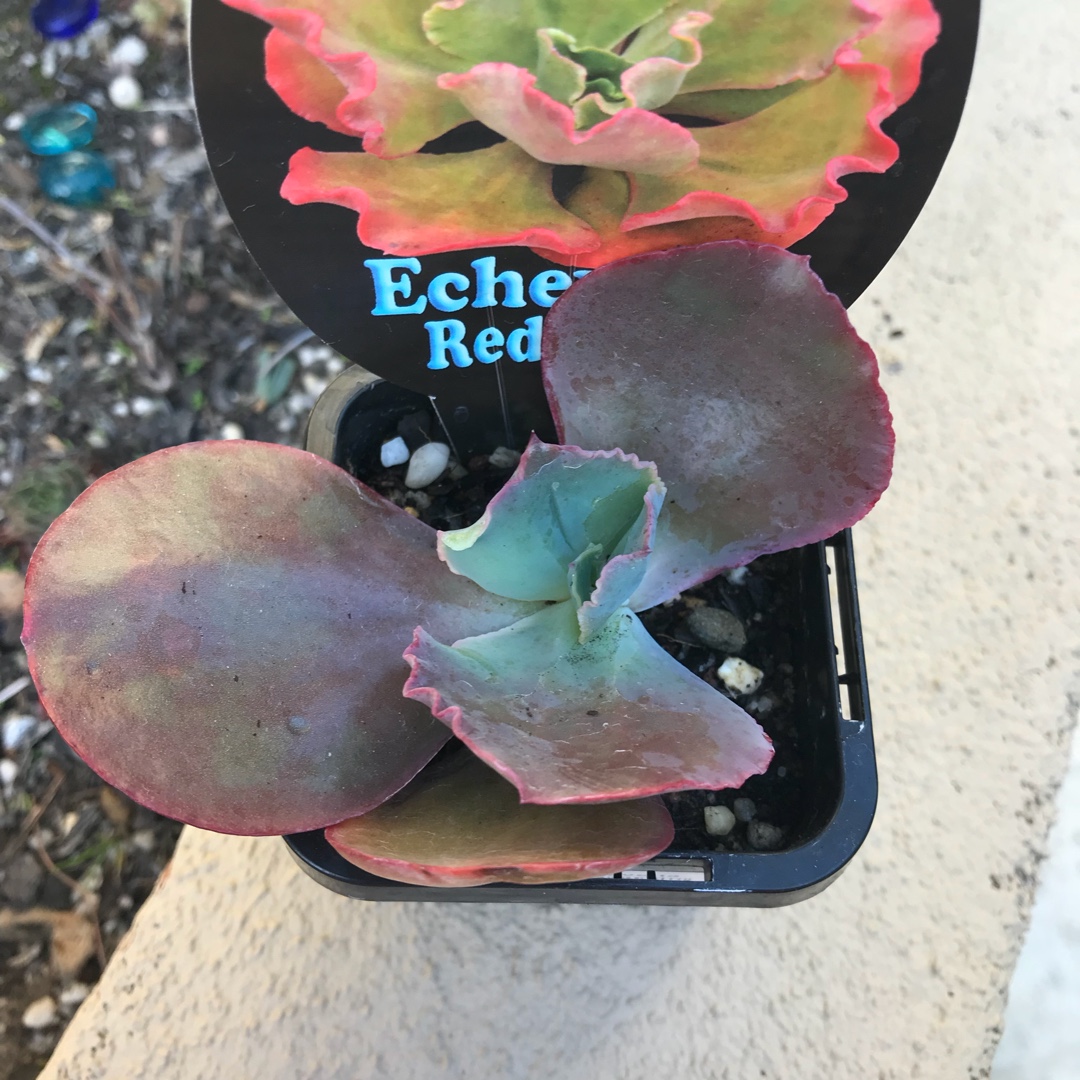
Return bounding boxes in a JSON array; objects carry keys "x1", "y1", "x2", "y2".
[{"x1": 22, "y1": 241, "x2": 892, "y2": 903}]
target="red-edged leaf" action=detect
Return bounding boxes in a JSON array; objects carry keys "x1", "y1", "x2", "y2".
[
  {"x1": 624, "y1": 60, "x2": 897, "y2": 237},
  {"x1": 628, "y1": 0, "x2": 877, "y2": 93},
  {"x1": 532, "y1": 168, "x2": 783, "y2": 269},
  {"x1": 264, "y1": 28, "x2": 354, "y2": 135},
  {"x1": 224, "y1": 0, "x2": 472, "y2": 156},
  {"x1": 22, "y1": 441, "x2": 534, "y2": 835},
  {"x1": 845, "y1": 0, "x2": 940, "y2": 106},
  {"x1": 325, "y1": 749, "x2": 674, "y2": 886},
  {"x1": 280, "y1": 143, "x2": 599, "y2": 257},
  {"x1": 403, "y1": 602, "x2": 773, "y2": 804},
  {"x1": 542, "y1": 242, "x2": 893, "y2": 608},
  {"x1": 437, "y1": 64, "x2": 699, "y2": 175}
]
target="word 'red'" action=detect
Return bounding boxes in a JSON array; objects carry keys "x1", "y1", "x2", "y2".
[{"x1": 365, "y1": 256, "x2": 590, "y2": 370}]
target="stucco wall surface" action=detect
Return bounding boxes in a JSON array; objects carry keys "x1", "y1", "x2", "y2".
[{"x1": 40, "y1": 0, "x2": 1080, "y2": 1077}]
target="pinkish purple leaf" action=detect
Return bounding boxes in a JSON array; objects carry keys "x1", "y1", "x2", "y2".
[
  {"x1": 404, "y1": 601, "x2": 773, "y2": 804},
  {"x1": 325, "y1": 749, "x2": 674, "y2": 886},
  {"x1": 542, "y1": 241, "x2": 893, "y2": 608},
  {"x1": 22, "y1": 441, "x2": 535, "y2": 835}
]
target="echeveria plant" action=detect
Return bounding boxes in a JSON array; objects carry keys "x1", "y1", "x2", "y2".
[
  {"x1": 219, "y1": 0, "x2": 938, "y2": 265},
  {"x1": 22, "y1": 242, "x2": 892, "y2": 886}
]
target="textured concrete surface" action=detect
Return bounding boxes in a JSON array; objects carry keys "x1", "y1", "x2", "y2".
[
  {"x1": 41, "y1": 1, "x2": 1080, "y2": 1077},
  {"x1": 992, "y1": 713, "x2": 1080, "y2": 1080}
]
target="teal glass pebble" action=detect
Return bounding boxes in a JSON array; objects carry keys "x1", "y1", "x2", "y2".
[
  {"x1": 38, "y1": 151, "x2": 116, "y2": 207},
  {"x1": 31, "y1": 0, "x2": 99, "y2": 39},
  {"x1": 21, "y1": 103, "x2": 98, "y2": 157}
]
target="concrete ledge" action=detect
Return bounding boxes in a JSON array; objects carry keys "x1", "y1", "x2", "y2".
[{"x1": 42, "y1": 1, "x2": 1080, "y2": 1075}]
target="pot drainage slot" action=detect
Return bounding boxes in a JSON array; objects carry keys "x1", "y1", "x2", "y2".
[{"x1": 603, "y1": 859, "x2": 709, "y2": 882}]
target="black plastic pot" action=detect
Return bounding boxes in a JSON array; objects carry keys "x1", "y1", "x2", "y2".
[{"x1": 284, "y1": 371, "x2": 876, "y2": 907}]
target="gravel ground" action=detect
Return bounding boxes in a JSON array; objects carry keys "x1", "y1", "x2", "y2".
[{"x1": 0, "y1": 2, "x2": 347, "y2": 1075}]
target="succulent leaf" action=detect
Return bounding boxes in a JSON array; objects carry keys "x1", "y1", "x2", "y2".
[
  {"x1": 403, "y1": 601, "x2": 773, "y2": 804},
  {"x1": 22, "y1": 441, "x2": 536, "y2": 835},
  {"x1": 542, "y1": 241, "x2": 893, "y2": 608},
  {"x1": 228, "y1": 0, "x2": 473, "y2": 157},
  {"x1": 627, "y1": 0, "x2": 877, "y2": 92},
  {"x1": 624, "y1": 60, "x2": 897, "y2": 237},
  {"x1": 281, "y1": 143, "x2": 599, "y2": 257},
  {"x1": 437, "y1": 439, "x2": 665, "y2": 604},
  {"x1": 264, "y1": 28, "x2": 355, "y2": 135},
  {"x1": 325, "y1": 749, "x2": 674, "y2": 887},
  {"x1": 421, "y1": 0, "x2": 673, "y2": 66},
  {"x1": 847, "y1": 0, "x2": 940, "y2": 106},
  {"x1": 437, "y1": 64, "x2": 699, "y2": 175}
]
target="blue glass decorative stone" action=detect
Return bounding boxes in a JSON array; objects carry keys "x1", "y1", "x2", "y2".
[
  {"x1": 20, "y1": 103, "x2": 98, "y2": 157},
  {"x1": 31, "y1": 0, "x2": 99, "y2": 39},
  {"x1": 38, "y1": 151, "x2": 116, "y2": 207}
]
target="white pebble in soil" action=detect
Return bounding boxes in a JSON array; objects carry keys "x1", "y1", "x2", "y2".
[
  {"x1": 703, "y1": 805, "x2": 736, "y2": 837},
  {"x1": 22, "y1": 997, "x2": 58, "y2": 1030},
  {"x1": 733, "y1": 796, "x2": 756, "y2": 823},
  {"x1": 108, "y1": 74, "x2": 144, "y2": 110},
  {"x1": 405, "y1": 442, "x2": 450, "y2": 489},
  {"x1": 220, "y1": 423, "x2": 245, "y2": 441},
  {"x1": 2, "y1": 714, "x2": 37, "y2": 753},
  {"x1": 718, "y1": 656, "x2": 764, "y2": 695},
  {"x1": 109, "y1": 35, "x2": 149, "y2": 68},
  {"x1": 130, "y1": 396, "x2": 157, "y2": 417},
  {"x1": 380, "y1": 436, "x2": 409, "y2": 468},
  {"x1": 488, "y1": 446, "x2": 521, "y2": 469},
  {"x1": 0, "y1": 758, "x2": 18, "y2": 788},
  {"x1": 59, "y1": 983, "x2": 90, "y2": 1010},
  {"x1": 747, "y1": 821, "x2": 784, "y2": 850}
]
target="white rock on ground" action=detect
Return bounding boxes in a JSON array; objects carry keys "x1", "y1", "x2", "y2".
[
  {"x1": 40, "y1": 2, "x2": 1080, "y2": 1077},
  {"x1": 404, "y1": 442, "x2": 450, "y2": 489},
  {"x1": 107, "y1": 74, "x2": 142, "y2": 110},
  {"x1": 379, "y1": 436, "x2": 409, "y2": 468},
  {"x1": 22, "y1": 997, "x2": 58, "y2": 1030},
  {"x1": 703, "y1": 805, "x2": 735, "y2": 837}
]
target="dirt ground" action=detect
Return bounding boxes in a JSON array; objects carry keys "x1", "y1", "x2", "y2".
[{"x1": 0, "y1": 2, "x2": 345, "y2": 1074}]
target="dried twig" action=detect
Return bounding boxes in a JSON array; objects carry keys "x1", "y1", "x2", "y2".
[
  {"x1": 0, "y1": 674, "x2": 32, "y2": 707},
  {"x1": 1, "y1": 764, "x2": 64, "y2": 862},
  {"x1": 33, "y1": 836, "x2": 108, "y2": 969},
  {"x1": 0, "y1": 194, "x2": 114, "y2": 294},
  {"x1": 100, "y1": 237, "x2": 173, "y2": 392}
]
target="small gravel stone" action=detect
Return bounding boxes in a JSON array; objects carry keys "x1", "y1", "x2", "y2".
[
  {"x1": 405, "y1": 442, "x2": 450, "y2": 489},
  {"x1": 130, "y1": 396, "x2": 157, "y2": 417},
  {"x1": 488, "y1": 446, "x2": 521, "y2": 469},
  {"x1": 0, "y1": 567, "x2": 24, "y2": 617},
  {"x1": 220, "y1": 422, "x2": 245, "y2": 441},
  {"x1": 1, "y1": 851, "x2": 43, "y2": 906},
  {"x1": 2, "y1": 714, "x2": 37, "y2": 752},
  {"x1": 747, "y1": 821, "x2": 784, "y2": 850},
  {"x1": 725, "y1": 566, "x2": 749, "y2": 585},
  {"x1": 686, "y1": 607, "x2": 746, "y2": 653},
  {"x1": 379, "y1": 436, "x2": 409, "y2": 467},
  {"x1": 22, "y1": 997, "x2": 58, "y2": 1030},
  {"x1": 109, "y1": 35, "x2": 149, "y2": 68},
  {"x1": 0, "y1": 758, "x2": 18, "y2": 787},
  {"x1": 703, "y1": 805, "x2": 736, "y2": 836},
  {"x1": 108, "y1": 74, "x2": 143, "y2": 110},
  {"x1": 59, "y1": 983, "x2": 90, "y2": 1009},
  {"x1": 733, "y1": 797, "x2": 756, "y2": 823},
  {"x1": 718, "y1": 656, "x2": 764, "y2": 695},
  {"x1": 110, "y1": 400, "x2": 130, "y2": 418},
  {"x1": 131, "y1": 829, "x2": 156, "y2": 852}
]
